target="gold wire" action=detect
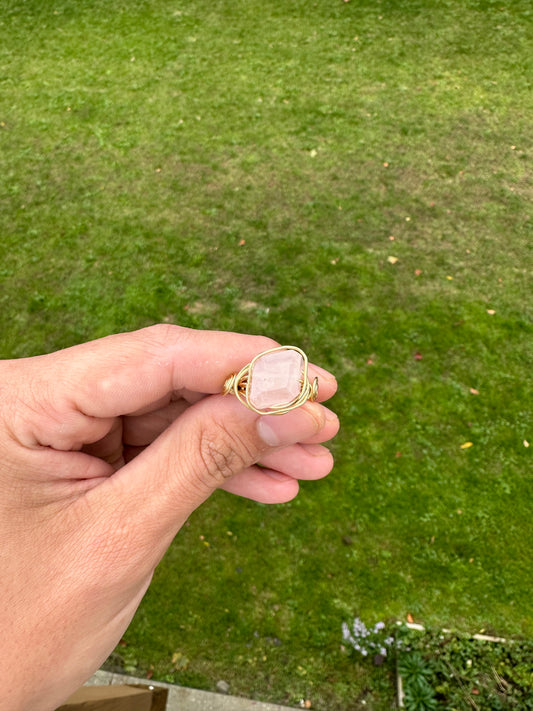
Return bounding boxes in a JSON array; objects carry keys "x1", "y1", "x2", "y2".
[{"x1": 222, "y1": 346, "x2": 318, "y2": 416}]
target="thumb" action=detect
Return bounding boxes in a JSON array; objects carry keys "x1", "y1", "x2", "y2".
[{"x1": 88, "y1": 392, "x2": 326, "y2": 567}]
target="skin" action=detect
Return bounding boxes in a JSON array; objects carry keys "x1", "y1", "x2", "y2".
[{"x1": 0, "y1": 324, "x2": 338, "y2": 711}]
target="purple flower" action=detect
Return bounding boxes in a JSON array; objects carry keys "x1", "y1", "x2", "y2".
[{"x1": 342, "y1": 618, "x2": 393, "y2": 659}]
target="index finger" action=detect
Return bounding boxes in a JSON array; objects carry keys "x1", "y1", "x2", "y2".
[{"x1": 37, "y1": 325, "x2": 337, "y2": 418}]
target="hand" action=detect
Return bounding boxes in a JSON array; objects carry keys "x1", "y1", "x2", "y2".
[{"x1": 0, "y1": 325, "x2": 338, "y2": 711}]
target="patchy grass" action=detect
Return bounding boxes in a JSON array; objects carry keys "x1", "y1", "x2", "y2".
[{"x1": 1, "y1": 0, "x2": 532, "y2": 708}]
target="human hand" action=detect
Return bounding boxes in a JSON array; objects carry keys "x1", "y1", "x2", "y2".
[{"x1": 0, "y1": 325, "x2": 338, "y2": 711}]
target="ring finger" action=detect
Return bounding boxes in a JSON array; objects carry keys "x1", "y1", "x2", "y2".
[{"x1": 258, "y1": 443, "x2": 334, "y2": 480}]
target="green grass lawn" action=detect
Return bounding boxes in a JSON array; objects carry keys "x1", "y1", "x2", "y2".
[{"x1": 1, "y1": 0, "x2": 532, "y2": 708}]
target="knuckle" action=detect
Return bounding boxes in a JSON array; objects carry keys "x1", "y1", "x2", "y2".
[
  {"x1": 197, "y1": 421, "x2": 256, "y2": 486},
  {"x1": 142, "y1": 322, "x2": 184, "y2": 346}
]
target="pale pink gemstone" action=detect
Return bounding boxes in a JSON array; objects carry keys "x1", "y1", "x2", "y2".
[{"x1": 249, "y1": 349, "x2": 304, "y2": 410}]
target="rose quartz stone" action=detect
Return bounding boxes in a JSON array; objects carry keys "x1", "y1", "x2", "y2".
[{"x1": 249, "y1": 349, "x2": 304, "y2": 410}]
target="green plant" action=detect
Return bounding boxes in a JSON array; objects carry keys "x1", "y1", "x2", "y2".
[
  {"x1": 396, "y1": 624, "x2": 533, "y2": 710},
  {"x1": 399, "y1": 653, "x2": 437, "y2": 711}
]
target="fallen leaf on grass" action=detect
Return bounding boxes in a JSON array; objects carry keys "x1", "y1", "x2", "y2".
[
  {"x1": 172, "y1": 652, "x2": 190, "y2": 671},
  {"x1": 461, "y1": 442, "x2": 473, "y2": 449},
  {"x1": 407, "y1": 613, "x2": 414, "y2": 624},
  {"x1": 238, "y1": 239, "x2": 246, "y2": 246},
  {"x1": 524, "y1": 440, "x2": 530, "y2": 448},
  {"x1": 414, "y1": 269, "x2": 422, "y2": 276},
  {"x1": 469, "y1": 388, "x2": 479, "y2": 395},
  {"x1": 414, "y1": 351, "x2": 423, "y2": 360},
  {"x1": 387, "y1": 255, "x2": 399, "y2": 264},
  {"x1": 486, "y1": 309, "x2": 496, "y2": 315}
]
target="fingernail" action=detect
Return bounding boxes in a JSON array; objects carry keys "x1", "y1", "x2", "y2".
[
  {"x1": 257, "y1": 406, "x2": 324, "y2": 448},
  {"x1": 257, "y1": 418, "x2": 281, "y2": 447}
]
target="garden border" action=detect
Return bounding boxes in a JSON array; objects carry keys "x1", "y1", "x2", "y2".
[{"x1": 396, "y1": 622, "x2": 508, "y2": 708}]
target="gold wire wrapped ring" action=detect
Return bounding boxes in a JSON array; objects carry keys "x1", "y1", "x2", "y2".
[{"x1": 222, "y1": 345, "x2": 319, "y2": 416}]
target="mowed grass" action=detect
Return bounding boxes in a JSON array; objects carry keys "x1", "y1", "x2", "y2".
[{"x1": 1, "y1": 0, "x2": 532, "y2": 708}]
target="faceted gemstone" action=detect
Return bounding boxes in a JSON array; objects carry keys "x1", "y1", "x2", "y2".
[{"x1": 249, "y1": 349, "x2": 304, "y2": 410}]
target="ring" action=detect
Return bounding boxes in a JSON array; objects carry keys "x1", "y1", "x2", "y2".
[{"x1": 222, "y1": 345, "x2": 319, "y2": 415}]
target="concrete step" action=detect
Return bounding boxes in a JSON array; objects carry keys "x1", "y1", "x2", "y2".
[{"x1": 87, "y1": 670, "x2": 296, "y2": 711}]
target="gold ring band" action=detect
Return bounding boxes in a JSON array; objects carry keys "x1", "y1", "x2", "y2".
[{"x1": 222, "y1": 345, "x2": 319, "y2": 416}]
